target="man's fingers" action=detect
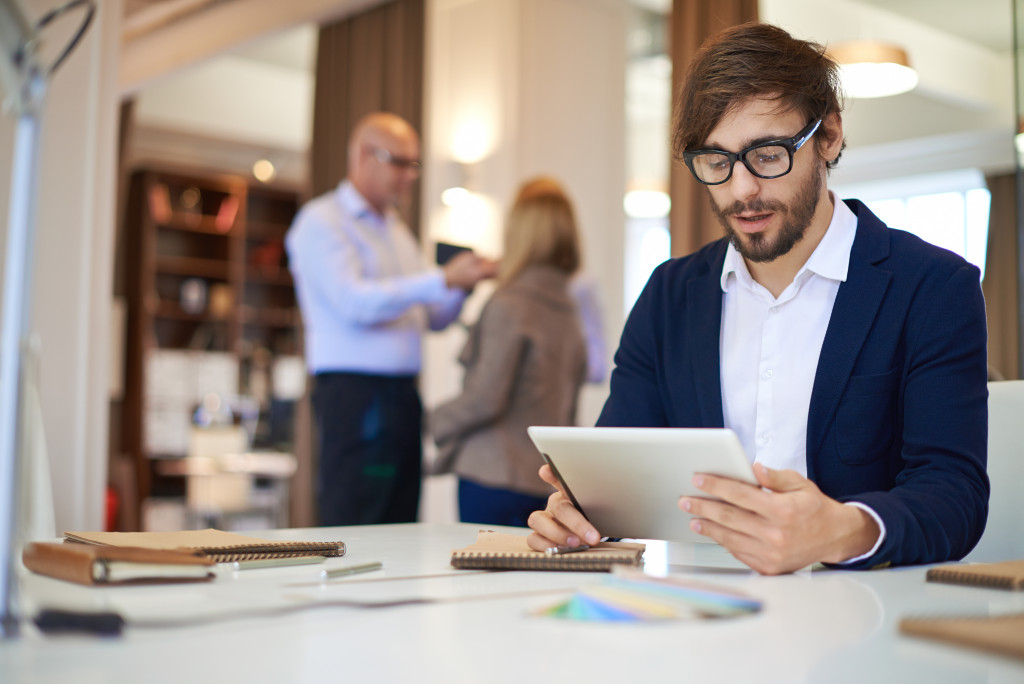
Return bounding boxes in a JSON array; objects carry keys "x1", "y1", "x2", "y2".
[
  {"x1": 538, "y1": 464, "x2": 561, "y2": 492},
  {"x1": 752, "y1": 463, "x2": 805, "y2": 492},
  {"x1": 526, "y1": 490, "x2": 600, "y2": 549},
  {"x1": 682, "y1": 494, "x2": 761, "y2": 532},
  {"x1": 690, "y1": 472, "x2": 770, "y2": 512}
]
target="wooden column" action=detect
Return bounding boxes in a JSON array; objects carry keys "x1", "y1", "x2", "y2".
[{"x1": 668, "y1": 0, "x2": 758, "y2": 257}]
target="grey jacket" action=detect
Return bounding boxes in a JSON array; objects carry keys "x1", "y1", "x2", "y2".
[{"x1": 430, "y1": 265, "x2": 588, "y2": 497}]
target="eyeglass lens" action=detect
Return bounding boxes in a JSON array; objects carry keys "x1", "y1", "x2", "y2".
[
  {"x1": 691, "y1": 145, "x2": 791, "y2": 184},
  {"x1": 373, "y1": 147, "x2": 421, "y2": 172}
]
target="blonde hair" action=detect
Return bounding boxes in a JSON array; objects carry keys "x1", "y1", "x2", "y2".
[{"x1": 499, "y1": 177, "x2": 581, "y2": 284}]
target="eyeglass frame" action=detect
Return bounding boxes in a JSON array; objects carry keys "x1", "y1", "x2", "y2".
[
  {"x1": 368, "y1": 145, "x2": 422, "y2": 172},
  {"x1": 681, "y1": 117, "x2": 823, "y2": 186}
]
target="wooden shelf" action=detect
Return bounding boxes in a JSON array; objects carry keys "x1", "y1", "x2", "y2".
[
  {"x1": 242, "y1": 306, "x2": 301, "y2": 328},
  {"x1": 156, "y1": 255, "x2": 233, "y2": 279},
  {"x1": 156, "y1": 213, "x2": 236, "y2": 235},
  {"x1": 153, "y1": 300, "x2": 233, "y2": 323},
  {"x1": 246, "y1": 219, "x2": 289, "y2": 240},
  {"x1": 123, "y1": 166, "x2": 303, "y2": 531},
  {"x1": 246, "y1": 268, "x2": 293, "y2": 286}
]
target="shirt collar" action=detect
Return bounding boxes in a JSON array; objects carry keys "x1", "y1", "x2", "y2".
[
  {"x1": 720, "y1": 192, "x2": 857, "y2": 292},
  {"x1": 336, "y1": 180, "x2": 386, "y2": 225}
]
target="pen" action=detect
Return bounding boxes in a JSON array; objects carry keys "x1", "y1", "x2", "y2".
[
  {"x1": 319, "y1": 561, "x2": 384, "y2": 580},
  {"x1": 545, "y1": 544, "x2": 591, "y2": 556},
  {"x1": 232, "y1": 556, "x2": 327, "y2": 570}
]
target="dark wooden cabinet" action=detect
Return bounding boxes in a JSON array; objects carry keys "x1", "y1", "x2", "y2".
[{"x1": 122, "y1": 166, "x2": 302, "y2": 527}]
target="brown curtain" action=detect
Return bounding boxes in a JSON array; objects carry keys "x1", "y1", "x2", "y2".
[
  {"x1": 311, "y1": 0, "x2": 425, "y2": 235},
  {"x1": 295, "y1": 0, "x2": 425, "y2": 528},
  {"x1": 982, "y1": 173, "x2": 1020, "y2": 380},
  {"x1": 668, "y1": 0, "x2": 758, "y2": 257}
]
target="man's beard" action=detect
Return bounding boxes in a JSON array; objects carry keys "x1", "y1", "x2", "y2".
[{"x1": 710, "y1": 164, "x2": 824, "y2": 263}]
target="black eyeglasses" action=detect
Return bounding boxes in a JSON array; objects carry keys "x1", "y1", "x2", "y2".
[
  {"x1": 682, "y1": 118, "x2": 823, "y2": 186},
  {"x1": 369, "y1": 146, "x2": 422, "y2": 173}
]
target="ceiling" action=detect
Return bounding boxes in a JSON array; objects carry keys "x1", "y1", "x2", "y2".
[
  {"x1": 121, "y1": 0, "x2": 1016, "y2": 73},
  {"x1": 127, "y1": 0, "x2": 1017, "y2": 187},
  {"x1": 858, "y1": 0, "x2": 1013, "y2": 53}
]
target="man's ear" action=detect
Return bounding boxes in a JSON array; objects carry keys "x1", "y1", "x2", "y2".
[{"x1": 816, "y1": 112, "x2": 845, "y2": 162}]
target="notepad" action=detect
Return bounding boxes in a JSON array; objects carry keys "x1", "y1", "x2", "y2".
[
  {"x1": 925, "y1": 560, "x2": 1024, "y2": 590},
  {"x1": 64, "y1": 528, "x2": 346, "y2": 563},
  {"x1": 22, "y1": 541, "x2": 215, "y2": 586},
  {"x1": 450, "y1": 531, "x2": 644, "y2": 572},
  {"x1": 899, "y1": 613, "x2": 1024, "y2": 660}
]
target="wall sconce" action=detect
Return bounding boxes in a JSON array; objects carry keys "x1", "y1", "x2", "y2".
[
  {"x1": 828, "y1": 40, "x2": 919, "y2": 99},
  {"x1": 438, "y1": 159, "x2": 496, "y2": 248},
  {"x1": 440, "y1": 160, "x2": 479, "y2": 207}
]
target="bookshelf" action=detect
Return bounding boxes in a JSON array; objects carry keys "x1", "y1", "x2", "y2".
[{"x1": 122, "y1": 166, "x2": 303, "y2": 528}]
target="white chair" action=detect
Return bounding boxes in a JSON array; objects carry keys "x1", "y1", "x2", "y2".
[{"x1": 962, "y1": 380, "x2": 1024, "y2": 562}]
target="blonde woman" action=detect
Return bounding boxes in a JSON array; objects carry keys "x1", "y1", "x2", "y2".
[{"x1": 430, "y1": 177, "x2": 588, "y2": 526}]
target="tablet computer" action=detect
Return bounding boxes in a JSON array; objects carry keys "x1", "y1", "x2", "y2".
[
  {"x1": 527, "y1": 426, "x2": 757, "y2": 544},
  {"x1": 435, "y1": 241, "x2": 472, "y2": 265}
]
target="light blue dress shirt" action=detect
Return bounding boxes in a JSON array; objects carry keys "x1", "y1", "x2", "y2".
[{"x1": 286, "y1": 181, "x2": 466, "y2": 375}]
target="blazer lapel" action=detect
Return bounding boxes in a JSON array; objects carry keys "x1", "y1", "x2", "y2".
[
  {"x1": 805, "y1": 201, "x2": 892, "y2": 476},
  {"x1": 686, "y1": 245, "x2": 727, "y2": 428}
]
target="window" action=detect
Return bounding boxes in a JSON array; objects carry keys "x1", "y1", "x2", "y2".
[{"x1": 834, "y1": 169, "x2": 991, "y2": 279}]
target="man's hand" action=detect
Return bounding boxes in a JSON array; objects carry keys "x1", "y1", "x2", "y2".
[
  {"x1": 443, "y1": 252, "x2": 498, "y2": 291},
  {"x1": 526, "y1": 465, "x2": 602, "y2": 552},
  {"x1": 680, "y1": 463, "x2": 880, "y2": 575}
]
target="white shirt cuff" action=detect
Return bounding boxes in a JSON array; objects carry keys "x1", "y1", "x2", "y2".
[{"x1": 834, "y1": 502, "x2": 886, "y2": 565}]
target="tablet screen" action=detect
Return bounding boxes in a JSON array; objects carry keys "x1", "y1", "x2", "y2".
[{"x1": 528, "y1": 426, "x2": 756, "y2": 544}]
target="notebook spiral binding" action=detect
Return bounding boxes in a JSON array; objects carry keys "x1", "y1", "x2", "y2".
[
  {"x1": 201, "y1": 542, "x2": 346, "y2": 564},
  {"x1": 450, "y1": 552, "x2": 634, "y2": 572},
  {"x1": 925, "y1": 567, "x2": 1024, "y2": 591}
]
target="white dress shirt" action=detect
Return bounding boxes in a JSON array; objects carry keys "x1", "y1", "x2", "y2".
[
  {"x1": 719, "y1": 194, "x2": 884, "y2": 562},
  {"x1": 286, "y1": 181, "x2": 465, "y2": 375}
]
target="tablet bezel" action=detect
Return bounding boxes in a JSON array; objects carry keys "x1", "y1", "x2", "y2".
[{"x1": 527, "y1": 426, "x2": 757, "y2": 544}]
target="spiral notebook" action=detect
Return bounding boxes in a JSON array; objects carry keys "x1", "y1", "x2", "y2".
[
  {"x1": 925, "y1": 560, "x2": 1024, "y2": 591},
  {"x1": 450, "y1": 531, "x2": 645, "y2": 572},
  {"x1": 64, "y1": 528, "x2": 346, "y2": 563},
  {"x1": 899, "y1": 613, "x2": 1024, "y2": 660}
]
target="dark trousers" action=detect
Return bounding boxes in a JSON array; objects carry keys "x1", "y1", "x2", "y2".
[
  {"x1": 458, "y1": 478, "x2": 549, "y2": 529},
  {"x1": 312, "y1": 372, "x2": 422, "y2": 526}
]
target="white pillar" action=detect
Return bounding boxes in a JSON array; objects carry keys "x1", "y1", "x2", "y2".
[
  {"x1": 420, "y1": 0, "x2": 627, "y2": 521},
  {"x1": 0, "y1": 0, "x2": 122, "y2": 533}
]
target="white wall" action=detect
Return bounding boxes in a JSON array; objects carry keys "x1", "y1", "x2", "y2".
[
  {"x1": 0, "y1": 0, "x2": 122, "y2": 533},
  {"x1": 419, "y1": 0, "x2": 628, "y2": 521},
  {"x1": 134, "y1": 54, "x2": 314, "y2": 151},
  {"x1": 421, "y1": 0, "x2": 627, "y2": 422}
]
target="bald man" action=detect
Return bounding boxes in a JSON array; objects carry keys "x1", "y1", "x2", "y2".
[{"x1": 287, "y1": 112, "x2": 495, "y2": 525}]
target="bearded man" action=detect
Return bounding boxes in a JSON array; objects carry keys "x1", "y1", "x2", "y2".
[{"x1": 526, "y1": 23, "x2": 989, "y2": 575}]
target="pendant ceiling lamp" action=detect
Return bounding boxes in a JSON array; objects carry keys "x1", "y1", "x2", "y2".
[{"x1": 828, "y1": 40, "x2": 919, "y2": 98}]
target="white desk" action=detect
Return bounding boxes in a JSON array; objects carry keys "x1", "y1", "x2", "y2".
[{"x1": 2, "y1": 523, "x2": 1023, "y2": 683}]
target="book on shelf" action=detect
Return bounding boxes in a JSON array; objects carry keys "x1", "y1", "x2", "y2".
[
  {"x1": 63, "y1": 528, "x2": 346, "y2": 563},
  {"x1": 450, "y1": 530, "x2": 645, "y2": 572},
  {"x1": 22, "y1": 541, "x2": 215, "y2": 586},
  {"x1": 925, "y1": 560, "x2": 1024, "y2": 590},
  {"x1": 899, "y1": 612, "x2": 1024, "y2": 661}
]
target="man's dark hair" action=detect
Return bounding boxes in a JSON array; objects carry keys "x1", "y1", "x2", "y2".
[{"x1": 673, "y1": 22, "x2": 846, "y2": 170}]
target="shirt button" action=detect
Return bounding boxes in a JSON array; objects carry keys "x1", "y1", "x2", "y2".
[
  {"x1": 758, "y1": 433, "x2": 770, "y2": 444},
  {"x1": 764, "y1": 369, "x2": 774, "y2": 379},
  {"x1": 769, "y1": 307, "x2": 778, "y2": 314}
]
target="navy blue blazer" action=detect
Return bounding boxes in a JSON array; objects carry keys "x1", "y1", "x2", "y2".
[{"x1": 598, "y1": 200, "x2": 989, "y2": 569}]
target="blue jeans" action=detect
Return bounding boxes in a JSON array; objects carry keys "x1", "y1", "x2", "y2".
[{"x1": 458, "y1": 478, "x2": 548, "y2": 528}]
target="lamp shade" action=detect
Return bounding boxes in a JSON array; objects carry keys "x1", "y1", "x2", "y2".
[{"x1": 828, "y1": 40, "x2": 919, "y2": 99}]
